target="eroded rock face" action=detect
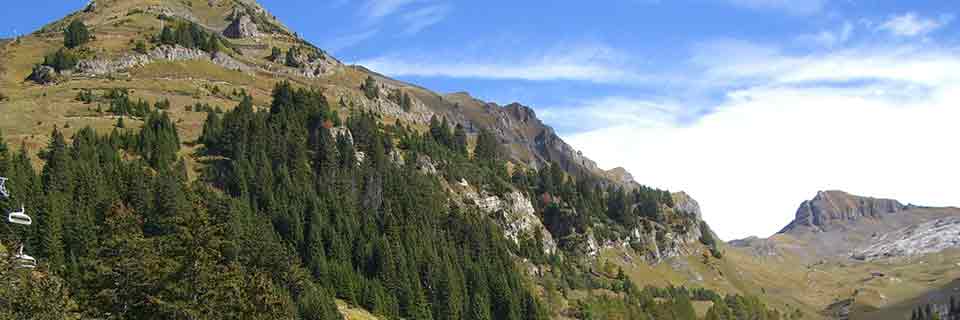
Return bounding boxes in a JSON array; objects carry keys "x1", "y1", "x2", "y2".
[
  {"x1": 223, "y1": 14, "x2": 260, "y2": 39},
  {"x1": 627, "y1": 221, "x2": 703, "y2": 263},
  {"x1": 672, "y1": 192, "x2": 702, "y2": 219},
  {"x1": 461, "y1": 188, "x2": 558, "y2": 255},
  {"x1": 76, "y1": 45, "x2": 250, "y2": 76},
  {"x1": 780, "y1": 190, "x2": 906, "y2": 233},
  {"x1": 852, "y1": 217, "x2": 960, "y2": 261}
]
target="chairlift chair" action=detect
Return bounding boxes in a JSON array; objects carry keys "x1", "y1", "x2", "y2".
[
  {"x1": 7, "y1": 205, "x2": 31, "y2": 226},
  {"x1": 15, "y1": 246, "x2": 36, "y2": 269},
  {"x1": 0, "y1": 177, "x2": 8, "y2": 198}
]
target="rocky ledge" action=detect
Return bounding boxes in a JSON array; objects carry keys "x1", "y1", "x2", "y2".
[{"x1": 76, "y1": 45, "x2": 251, "y2": 76}]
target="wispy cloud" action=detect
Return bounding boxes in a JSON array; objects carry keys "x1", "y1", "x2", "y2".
[
  {"x1": 363, "y1": 0, "x2": 423, "y2": 20},
  {"x1": 797, "y1": 21, "x2": 853, "y2": 48},
  {"x1": 353, "y1": 43, "x2": 653, "y2": 84},
  {"x1": 356, "y1": 0, "x2": 450, "y2": 36},
  {"x1": 725, "y1": 0, "x2": 827, "y2": 15},
  {"x1": 878, "y1": 12, "x2": 953, "y2": 37},
  {"x1": 323, "y1": 29, "x2": 380, "y2": 53},
  {"x1": 399, "y1": 4, "x2": 450, "y2": 35}
]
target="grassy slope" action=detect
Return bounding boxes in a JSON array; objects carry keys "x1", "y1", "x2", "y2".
[{"x1": 336, "y1": 300, "x2": 380, "y2": 320}]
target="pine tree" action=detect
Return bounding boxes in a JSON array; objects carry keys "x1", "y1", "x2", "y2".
[
  {"x1": 41, "y1": 127, "x2": 72, "y2": 194},
  {"x1": 269, "y1": 47, "x2": 282, "y2": 62},
  {"x1": 298, "y1": 284, "x2": 343, "y2": 320},
  {"x1": 39, "y1": 192, "x2": 67, "y2": 274},
  {"x1": 401, "y1": 92, "x2": 413, "y2": 112},
  {"x1": 64, "y1": 20, "x2": 91, "y2": 48},
  {"x1": 474, "y1": 128, "x2": 500, "y2": 162},
  {"x1": 286, "y1": 47, "x2": 302, "y2": 68},
  {"x1": 453, "y1": 123, "x2": 468, "y2": 155},
  {"x1": 363, "y1": 76, "x2": 378, "y2": 99},
  {"x1": 159, "y1": 25, "x2": 176, "y2": 45}
]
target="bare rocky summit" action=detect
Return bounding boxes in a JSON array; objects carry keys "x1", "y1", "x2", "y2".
[{"x1": 779, "y1": 190, "x2": 906, "y2": 234}]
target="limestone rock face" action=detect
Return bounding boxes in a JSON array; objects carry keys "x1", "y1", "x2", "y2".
[
  {"x1": 852, "y1": 217, "x2": 960, "y2": 261},
  {"x1": 629, "y1": 220, "x2": 704, "y2": 263},
  {"x1": 460, "y1": 186, "x2": 558, "y2": 255},
  {"x1": 223, "y1": 14, "x2": 260, "y2": 39},
  {"x1": 779, "y1": 190, "x2": 906, "y2": 233},
  {"x1": 76, "y1": 45, "x2": 250, "y2": 76},
  {"x1": 672, "y1": 192, "x2": 702, "y2": 219}
]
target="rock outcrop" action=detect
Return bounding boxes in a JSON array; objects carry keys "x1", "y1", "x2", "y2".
[
  {"x1": 729, "y1": 236, "x2": 779, "y2": 257},
  {"x1": 27, "y1": 65, "x2": 57, "y2": 84},
  {"x1": 223, "y1": 14, "x2": 260, "y2": 39},
  {"x1": 852, "y1": 217, "x2": 960, "y2": 261},
  {"x1": 459, "y1": 186, "x2": 558, "y2": 255},
  {"x1": 76, "y1": 45, "x2": 250, "y2": 76},
  {"x1": 779, "y1": 190, "x2": 906, "y2": 233},
  {"x1": 672, "y1": 192, "x2": 702, "y2": 219}
]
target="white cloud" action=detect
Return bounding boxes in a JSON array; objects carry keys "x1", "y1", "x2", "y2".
[
  {"x1": 562, "y1": 44, "x2": 960, "y2": 241},
  {"x1": 353, "y1": 44, "x2": 652, "y2": 84},
  {"x1": 879, "y1": 13, "x2": 953, "y2": 37},
  {"x1": 399, "y1": 4, "x2": 450, "y2": 35},
  {"x1": 323, "y1": 29, "x2": 380, "y2": 53},
  {"x1": 798, "y1": 21, "x2": 853, "y2": 48},
  {"x1": 540, "y1": 97, "x2": 689, "y2": 132},
  {"x1": 363, "y1": 0, "x2": 423, "y2": 20},
  {"x1": 357, "y1": 0, "x2": 450, "y2": 37},
  {"x1": 726, "y1": 0, "x2": 827, "y2": 15}
]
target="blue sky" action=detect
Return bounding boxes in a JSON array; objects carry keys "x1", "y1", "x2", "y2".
[{"x1": 5, "y1": 1, "x2": 960, "y2": 240}]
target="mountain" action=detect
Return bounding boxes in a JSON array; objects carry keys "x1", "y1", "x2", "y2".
[
  {"x1": 778, "y1": 190, "x2": 907, "y2": 234},
  {"x1": 729, "y1": 191, "x2": 960, "y2": 320},
  {"x1": 0, "y1": 1, "x2": 790, "y2": 320},
  {"x1": 7, "y1": 1, "x2": 957, "y2": 319},
  {"x1": 767, "y1": 190, "x2": 960, "y2": 261}
]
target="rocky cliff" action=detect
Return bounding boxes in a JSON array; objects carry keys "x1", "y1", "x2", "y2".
[{"x1": 778, "y1": 190, "x2": 906, "y2": 234}]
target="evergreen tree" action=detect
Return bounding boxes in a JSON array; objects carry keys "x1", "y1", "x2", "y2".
[
  {"x1": 363, "y1": 76, "x2": 378, "y2": 99},
  {"x1": 453, "y1": 123, "x2": 468, "y2": 155},
  {"x1": 39, "y1": 192, "x2": 67, "y2": 274},
  {"x1": 286, "y1": 46, "x2": 302, "y2": 68},
  {"x1": 401, "y1": 92, "x2": 413, "y2": 112},
  {"x1": 64, "y1": 20, "x2": 91, "y2": 48},
  {"x1": 269, "y1": 47, "x2": 282, "y2": 62},
  {"x1": 160, "y1": 25, "x2": 176, "y2": 45},
  {"x1": 474, "y1": 128, "x2": 500, "y2": 163}
]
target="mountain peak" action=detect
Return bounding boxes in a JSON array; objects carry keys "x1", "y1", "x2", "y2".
[{"x1": 778, "y1": 190, "x2": 906, "y2": 234}]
